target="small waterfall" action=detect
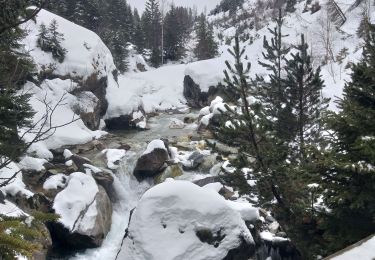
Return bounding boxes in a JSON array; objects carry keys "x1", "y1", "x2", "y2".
[{"x1": 72, "y1": 151, "x2": 151, "y2": 260}]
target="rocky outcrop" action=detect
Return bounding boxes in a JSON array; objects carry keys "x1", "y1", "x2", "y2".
[{"x1": 183, "y1": 75, "x2": 223, "y2": 108}]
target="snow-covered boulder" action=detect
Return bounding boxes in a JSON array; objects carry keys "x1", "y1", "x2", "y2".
[
  {"x1": 50, "y1": 172, "x2": 112, "y2": 249},
  {"x1": 134, "y1": 140, "x2": 170, "y2": 181},
  {"x1": 21, "y1": 9, "x2": 117, "y2": 139},
  {"x1": 118, "y1": 180, "x2": 255, "y2": 260}
]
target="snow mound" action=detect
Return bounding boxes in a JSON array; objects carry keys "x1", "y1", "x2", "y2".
[
  {"x1": 23, "y1": 9, "x2": 116, "y2": 80},
  {"x1": 119, "y1": 180, "x2": 254, "y2": 260},
  {"x1": 43, "y1": 174, "x2": 68, "y2": 190},
  {"x1": 142, "y1": 139, "x2": 167, "y2": 156},
  {"x1": 0, "y1": 161, "x2": 33, "y2": 198},
  {"x1": 53, "y1": 172, "x2": 99, "y2": 231}
]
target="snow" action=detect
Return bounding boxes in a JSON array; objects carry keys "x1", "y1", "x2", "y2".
[
  {"x1": 142, "y1": 139, "x2": 168, "y2": 156},
  {"x1": 43, "y1": 174, "x2": 68, "y2": 190},
  {"x1": 0, "y1": 200, "x2": 27, "y2": 217},
  {"x1": 330, "y1": 235, "x2": 375, "y2": 260},
  {"x1": 19, "y1": 156, "x2": 47, "y2": 172},
  {"x1": 53, "y1": 172, "x2": 99, "y2": 231},
  {"x1": 101, "y1": 149, "x2": 127, "y2": 170},
  {"x1": 0, "y1": 161, "x2": 33, "y2": 198},
  {"x1": 226, "y1": 201, "x2": 259, "y2": 222},
  {"x1": 21, "y1": 80, "x2": 107, "y2": 156},
  {"x1": 22, "y1": 9, "x2": 116, "y2": 80},
  {"x1": 118, "y1": 180, "x2": 254, "y2": 260},
  {"x1": 203, "y1": 182, "x2": 223, "y2": 192}
]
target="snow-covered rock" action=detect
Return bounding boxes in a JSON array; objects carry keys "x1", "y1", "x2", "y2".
[
  {"x1": 118, "y1": 180, "x2": 255, "y2": 260},
  {"x1": 51, "y1": 172, "x2": 112, "y2": 248},
  {"x1": 134, "y1": 140, "x2": 170, "y2": 180},
  {"x1": 101, "y1": 149, "x2": 126, "y2": 170}
]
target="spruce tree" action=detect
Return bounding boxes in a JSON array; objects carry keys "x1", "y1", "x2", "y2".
[
  {"x1": 256, "y1": 9, "x2": 294, "y2": 142},
  {"x1": 47, "y1": 19, "x2": 67, "y2": 63},
  {"x1": 315, "y1": 22, "x2": 375, "y2": 254},
  {"x1": 285, "y1": 34, "x2": 329, "y2": 160},
  {"x1": 143, "y1": 0, "x2": 162, "y2": 67},
  {"x1": 36, "y1": 23, "x2": 49, "y2": 50},
  {"x1": 194, "y1": 14, "x2": 218, "y2": 60},
  {"x1": 133, "y1": 8, "x2": 146, "y2": 54},
  {"x1": 164, "y1": 5, "x2": 186, "y2": 61},
  {"x1": 0, "y1": 0, "x2": 36, "y2": 163}
]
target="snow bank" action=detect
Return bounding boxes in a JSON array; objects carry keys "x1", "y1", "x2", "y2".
[
  {"x1": 119, "y1": 180, "x2": 254, "y2": 260},
  {"x1": 0, "y1": 161, "x2": 33, "y2": 198},
  {"x1": 53, "y1": 172, "x2": 99, "y2": 231}
]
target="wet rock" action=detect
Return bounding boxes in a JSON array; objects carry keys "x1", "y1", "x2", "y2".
[
  {"x1": 182, "y1": 151, "x2": 205, "y2": 170},
  {"x1": 134, "y1": 146, "x2": 169, "y2": 181},
  {"x1": 8, "y1": 193, "x2": 53, "y2": 214},
  {"x1": 219, "y1": 186, "x2": 235, "y2": 200},
  {"x1": 92, "y1": 171, "x2": 116, "y2": 202},
  {"x1": 198, "y1": 154, "x2": 219, "y2": 172},
  {"x1": 70, "y1": 154, "x2": 92, "y2": 172},
  {"x1": 155, "y1": 164, "x2": 184, "y2": 184},
  {"x1": 184, "y1": 114, "x2": 198, "y2": 124},
  {"x1": 193, "y1": 176, "x2": 222, "y2": 187}
]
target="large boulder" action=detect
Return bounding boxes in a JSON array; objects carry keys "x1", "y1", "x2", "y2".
[
  {"x1": 183, "y1": 75, "x2": 223, "y2": 108},
  {"x1": 134, "y1": 140, "x2": 170, "y2": 181},
  {"x1": 117, "y1": 180, "x2": 255, "y2": 260},
  {"x1": 48, "y1": 172, "x2": 112, "y2": 251},
  {"x1": 154, "y1": 164, "x2": 184, "y2": 184}
]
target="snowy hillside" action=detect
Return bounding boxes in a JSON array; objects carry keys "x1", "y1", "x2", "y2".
[{"x1": 107, "y1": 0, "x2": 367, "y2": 120}]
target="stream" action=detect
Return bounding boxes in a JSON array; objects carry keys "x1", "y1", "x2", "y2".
[{"x1": 71, "y1": 112, "x2": 202, "y2": 260}]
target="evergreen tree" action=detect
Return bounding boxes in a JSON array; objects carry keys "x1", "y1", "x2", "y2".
[
  {"x1": 256, "y1": 9, "x2": 294, "y2": 142},
  {"x1": 36, "y1": 23, "x2": 49, "y2": 50},
  {"x1": 164, "y1": 5, "x2": 186, "y2": 61},
  {"x1": 0, "y1": 0, "x2": 36, "y2": 164},
  {"x1": 133, "y1": 8, "x2": 146, "y2": 54},
  {"x1": 47, "y1": 19, "x2": 67, "y2": 63},
  {"x1": 285, "y1": 34, "x2": 329, "y2": 160},
  {"x1": 194, "y1": 14, "x2": 218, "y2": 60},
  {"x1": 143, "y1": 0, "x2": 162, "y2": 67},
  {"x1": 315, "y1": 22, "x2": 375, "y2": 254}
]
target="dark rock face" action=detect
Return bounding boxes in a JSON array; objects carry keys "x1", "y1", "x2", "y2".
[
  {"x1": 70, "y1": 154, "x2": 92, "y2": 172},
  {"x1": 223, "y1": 236, "x2": 256, "y2": 260},
  {"x1": 133, "y1": 148, "x2": 169, "y2": 181},
  {"x1": 0, "y1": 190, "x2": 5, "y2": 203},
  {"x1": 183, "y1": 75, "x2": 223, "y2": 108},
  {"x1": 105, "y1": 115, "x2": 133, "y2": 130}
]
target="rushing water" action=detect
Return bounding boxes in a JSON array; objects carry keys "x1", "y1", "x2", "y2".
[{"x1": 71, "y1": 113, "x2": 199, "y2": 260}]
